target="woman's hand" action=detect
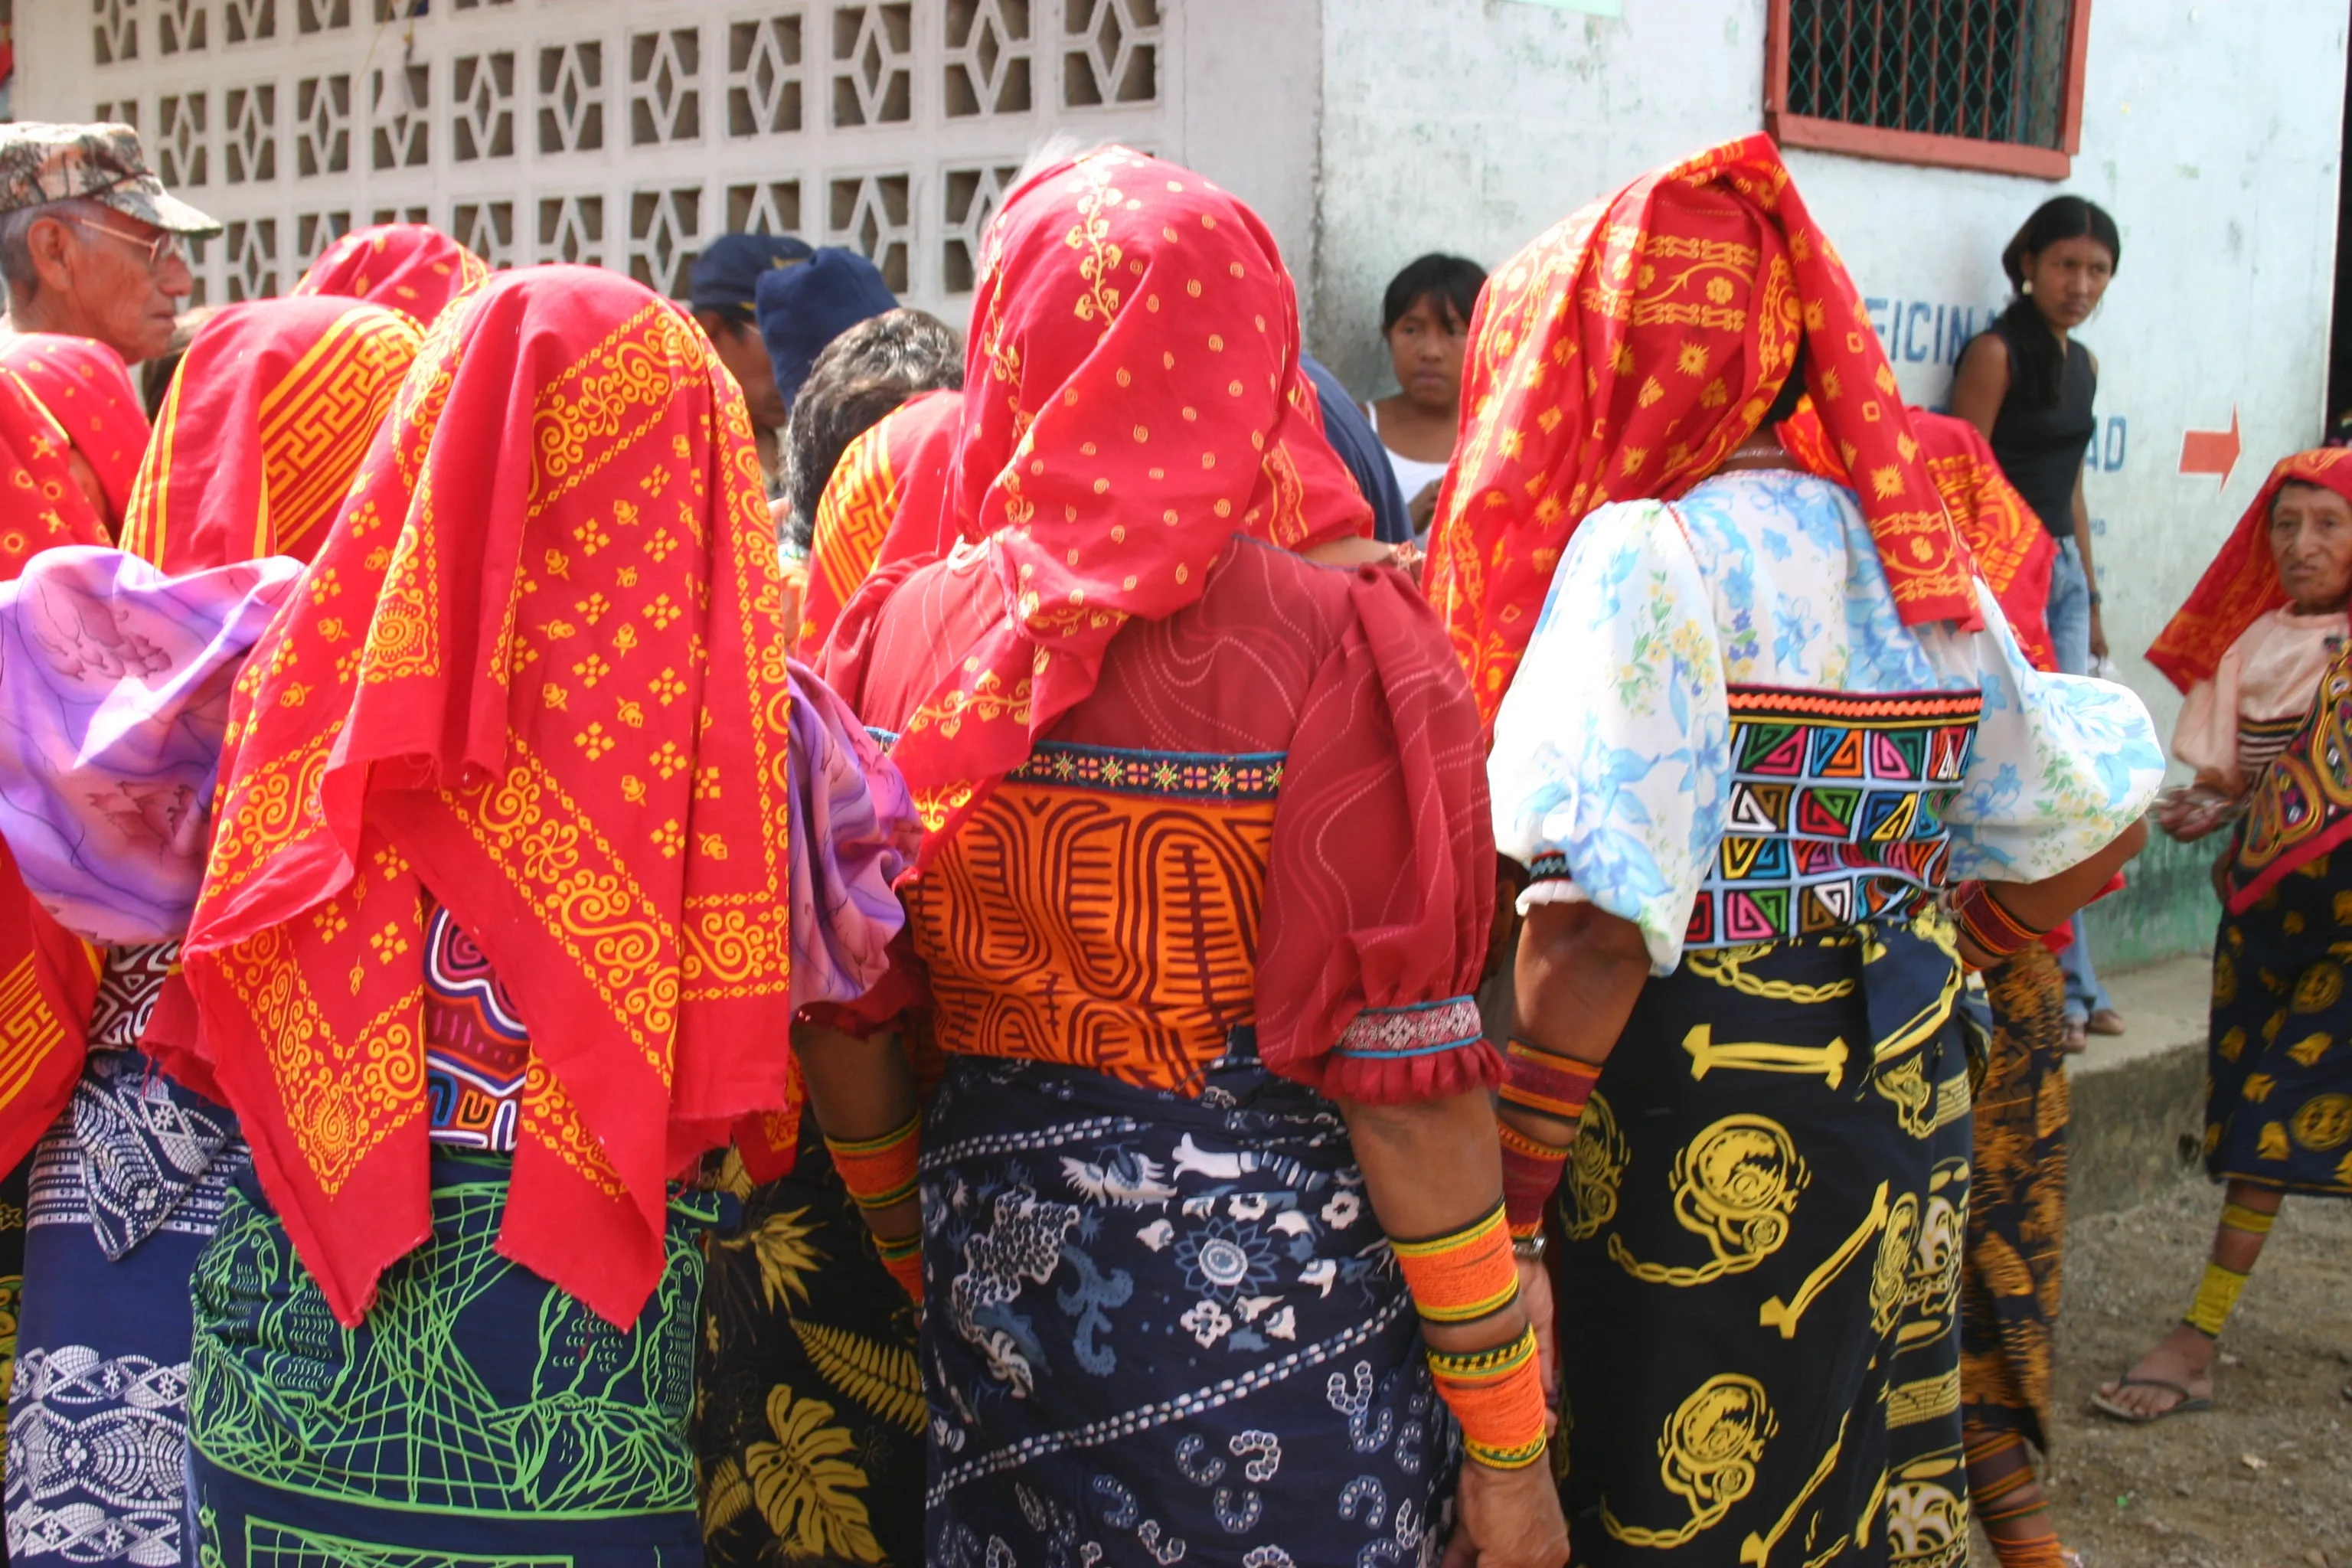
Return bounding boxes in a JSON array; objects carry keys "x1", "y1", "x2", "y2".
[
  {"x1": 2154, "y1": 785, "x2": 2236, "y2": 843},
  {"x1": 1515, "y1": 1255, "x2": 1558, "y2": 1436},
  {"x1": 2088, "y1": 605, "x2": 2109, "y2": 662},
  {"x1": 1442, "y1": 1459, "x2": 1570, "y2": 1568},
  {"x1": 1409, "y1": 479, "x2": 1442, "y2": 537}
]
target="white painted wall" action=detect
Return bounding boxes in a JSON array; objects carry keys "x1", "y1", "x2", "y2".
[{"x1": 1312, "y1": 0, "x2": 2350, "y2": 757}]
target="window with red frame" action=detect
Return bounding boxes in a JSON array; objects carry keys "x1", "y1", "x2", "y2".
[{"x1": 1766, "y1": 0, "x2": 2093, "y2": 179}]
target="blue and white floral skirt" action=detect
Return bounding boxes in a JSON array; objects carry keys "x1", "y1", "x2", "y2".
[
  {"x1": 920, "y1": 1037, "x2": 1460, "y2": 1568},
  {"x1": 7, "y1": 1044, "x2": 247, "y2": 1568}
]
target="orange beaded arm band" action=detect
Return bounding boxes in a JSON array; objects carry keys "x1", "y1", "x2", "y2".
[
  {"x1": 1390, "y1": 1199, "x2": 1520, "y2": 1326},
  {"x1": 1427, "y1": 1326, "x2": 1549, "y2": 1469},
  {"x1": 825, "y1": 1115, "x2": 921, "y2": 1213}
]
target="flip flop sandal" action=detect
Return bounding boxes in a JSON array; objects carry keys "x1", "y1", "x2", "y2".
[{"x1": 2089, "y1": 1374, "x2": 2212, "y2": 1423}]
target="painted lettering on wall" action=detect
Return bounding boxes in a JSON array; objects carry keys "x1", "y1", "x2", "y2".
[
  {"x1": 1864, "y1": 297, "x2": 2004, "y2": 367},
  {"x1": 2092, "y1": 416, "x2": 2128, "y2": 473}
]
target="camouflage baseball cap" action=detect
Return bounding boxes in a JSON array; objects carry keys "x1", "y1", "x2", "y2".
[{"x1": 0, "y1": 122, "x2": 222, "y2": 237}]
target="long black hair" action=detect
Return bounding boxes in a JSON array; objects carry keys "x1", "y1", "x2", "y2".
[{"x1": 1996, "y1": 196, "x2": 2120, "y2": 407}]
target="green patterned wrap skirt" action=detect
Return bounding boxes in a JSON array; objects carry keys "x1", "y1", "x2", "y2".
[{"x1": 186, "y1": 1153, "x2": 715, "y2": 1568}]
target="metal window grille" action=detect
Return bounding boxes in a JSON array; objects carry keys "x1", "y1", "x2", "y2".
[{"x1": 1785, "y1": 0, "x2": 2076, "y2": 150}]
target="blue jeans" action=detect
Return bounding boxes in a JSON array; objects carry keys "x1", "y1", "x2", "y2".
[{"x1": 2046, "y1": 537, "x2": 2114, "y2": 1021}]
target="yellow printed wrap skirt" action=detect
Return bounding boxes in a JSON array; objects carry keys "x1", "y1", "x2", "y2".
[
  {"x1": 2206, "y1": 851, "x2": 2352, "y2": 1196},
  {"x1": 1958, "y1": 943, "x2": 2069, "y2": 1451},
  {"x1": 1553, "y1": 921, "x2": 1972, "y2": 1568}
]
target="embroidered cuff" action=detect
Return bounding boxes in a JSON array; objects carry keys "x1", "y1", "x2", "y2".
[{"x1": 1332, "y1": 997, "x2": 1485, "y2": 1061}]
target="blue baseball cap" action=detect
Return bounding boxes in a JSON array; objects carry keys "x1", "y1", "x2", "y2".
[
  {"x1": 754, "y1": 247, "x2": 900, "y2": 407},
  {"x1": 688, "y1": 233, "x2": 814, "y2": 316}
]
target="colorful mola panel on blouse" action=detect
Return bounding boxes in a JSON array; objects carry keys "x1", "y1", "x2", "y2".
[
  {"x1": 421, "y1": 897, "x2": 529, "y2": 1154},
  {"x1": 1691, "y1": 686, "x2": 1979, "y2": 947},
  {"x1": 2228, "y1": 639, "x2": 2352, "y2": 914},
  {"x1": 902, "y1": 740, "x2": 1281, "y2": 1094}
]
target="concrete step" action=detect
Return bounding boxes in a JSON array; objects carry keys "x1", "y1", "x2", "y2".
[{"x1": 2065, "y1": 950, "x2": 2213, "y2": 1217}]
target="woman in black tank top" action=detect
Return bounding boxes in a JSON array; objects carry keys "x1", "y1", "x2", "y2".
[{"x1": 1948, "y1": 194, "x2": 2121, "y2": 1568}]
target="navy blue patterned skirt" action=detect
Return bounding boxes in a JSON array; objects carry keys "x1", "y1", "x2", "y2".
[
  {"x1": 920, "y1": 1035, "x2": 1460, "y2": 1568},
  {"x1": 186, "y1": 1153, "x2": 714, "y2": 1568}
]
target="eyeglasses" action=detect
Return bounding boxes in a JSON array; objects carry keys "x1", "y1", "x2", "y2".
[{"x1": 65, "y1": 214, "x2": 187, "y2": 273}]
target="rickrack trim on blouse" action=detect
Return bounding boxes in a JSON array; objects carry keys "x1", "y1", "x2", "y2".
[
  {"x1": 1331, "y1": 996, "x2": 1485, "y2": 1061},
  {"x1": 867, "y1": 729, "x2": 1285, "y2": 802}
]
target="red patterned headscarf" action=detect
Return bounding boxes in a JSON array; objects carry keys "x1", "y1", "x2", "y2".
[
  {"x1": 295, "y1": 222, "x2": 491, "y2": 328},
  {"x1": 0, "y1": 364, "x2": 113, "y2": 1172},
  {"x1": 119, "y1": 297, "x2": 423, "y2": 573},
  {"x1": 0, "y1": 335, "x2": 149, "y2": 521},
  {"x1": 797, "y1": 387, "x2": 962, "y2": 660},
  {"x1": 2146, "y1": 449, "x2": 2352, "y2": 693},
  {"x1": 1427, "y1": 135, "x2": 1972, "y2": 728},
  {"x1": 180, "y1": 266, "x2": 798, "y2": 1331},
  {"x1": 887, "y1": 147, "x2": 1367, "y2": 847},
  {"x1": 1779, "y1": 399, "x2": 2058, "y2": 671},
  {"x1": 0, "y1": 369, "x2": 115, "y2": 553}
]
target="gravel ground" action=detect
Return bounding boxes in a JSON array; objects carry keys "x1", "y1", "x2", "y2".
[{"x1": 2022, "y1": 1176, "x2": 2352, "y2": 1567}]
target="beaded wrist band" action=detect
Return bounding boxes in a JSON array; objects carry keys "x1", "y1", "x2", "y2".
[
  {"x1": 1391, "y1": 1199, "x2": 1519, "y2": 1327},
  {"x1": 875, "y1": 1230, "x2": 924, "y2": 1303},
  {"x1": 1499, "y1": 1040, "x2": 1602, "y2": 1125},
  {"x1": 1949, "y1": 880, "x2": 2047, "y2": 966},
  {"x1": 1427, "y1": 1326, "x2": 1549, "y2": 1470},
  {"x1": 1498, "y1": 1119, "x2": 1572, "y2": 1239},
  {"x1": 825, "y1": 1114, "x2": 921, "y2": 1214}
]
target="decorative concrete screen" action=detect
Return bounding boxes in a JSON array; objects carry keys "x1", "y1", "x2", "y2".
[{"x1": 81, "y1": 0, "x2": 1173, "y2": 315}]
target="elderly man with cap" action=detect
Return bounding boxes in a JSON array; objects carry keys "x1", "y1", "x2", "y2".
[
  {"x1": 688, "y1": 231, "x2": 812, "y2": 488},
  {"x1": 0, "y1": 122, "x2": 218, "y2": 366}
]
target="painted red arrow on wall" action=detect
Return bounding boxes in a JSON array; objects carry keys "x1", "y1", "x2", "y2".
[{"x1": 2180, "y1": 408, "x2": 2241, "y2": 487}]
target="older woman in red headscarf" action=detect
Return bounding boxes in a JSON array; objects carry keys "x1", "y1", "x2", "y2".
[
  {"x1": 2092, "y1": 451, "x2": 2352, "y2": 1427},
  {"x1": 292, "y1": 221, "x2": 489, "y2": 328},
  {"x1": 805, "y1": 147, "x2": 1564, "y2": 1566},
  {"x1": 0, "y1": 293, "x2": 420, "y2": 1568},
  {"x1": 1434, "y1": 137, "x2": 2162, "y2": 1568}
]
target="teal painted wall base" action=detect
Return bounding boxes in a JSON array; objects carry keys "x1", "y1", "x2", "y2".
[{"x1": 2078, "y1": 831, "x2": 2220, "y2": 973}]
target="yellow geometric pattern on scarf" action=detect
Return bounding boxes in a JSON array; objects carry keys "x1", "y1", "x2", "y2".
[
  {"x1": 0, "y1": 953, "x2": 67, "y2": 1112},
  {"x1": 217, "y1": 924, "x2": 424, "y2": 1197}
]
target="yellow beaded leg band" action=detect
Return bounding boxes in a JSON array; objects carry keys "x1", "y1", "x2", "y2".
[
  {"x1": 825, "y1": 1114, "x2": 921, "y2": 1213},
  {"x1": 2220, "y1": 1200, "x2": 2276, "y2": 1236},
  {"x1": 875, "y1": 1229, "x2": 924, "y2": 1303},
  {"x1": 2183, "y1": 1260, "x2": 2248, "y2": 1338}
]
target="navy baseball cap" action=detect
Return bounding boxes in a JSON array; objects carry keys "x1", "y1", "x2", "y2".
[
  {"x1": 755, "y1": 247, "x2": 900, "y2": 407},
  {"x1": 688, "y1": 233, "x2": 814, "y2": 316}
]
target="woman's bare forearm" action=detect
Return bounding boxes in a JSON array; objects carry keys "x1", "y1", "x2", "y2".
[
  {"x1": 1338, "y1": 1087, "x2": 1525, "y2": 1355},
  {"x1": 1500, "y1": 900, "x2": 1650, "y2": 1146},
  {"x1": 792, "y1": 1022, "x2": 920, "y2": 1238}
]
